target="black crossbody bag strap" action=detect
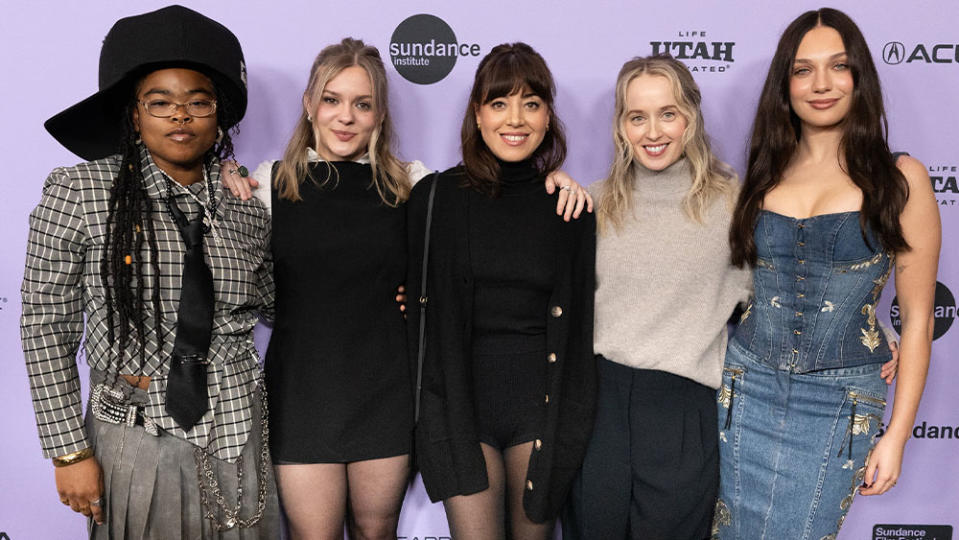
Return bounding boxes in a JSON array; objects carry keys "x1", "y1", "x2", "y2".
[{"x1": 414, "y1": 174, "x2": 439, "y2": 423}]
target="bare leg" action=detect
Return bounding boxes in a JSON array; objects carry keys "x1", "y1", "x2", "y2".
[
  {"x1": 505, "y1": 441, "x2": 554, "y2": 540},
  {"x1": 345, "y1": 454, "x2": 410, "y2": 540},
  {"x1": 275, "y1": 463, "x2": 347, "y2": 540},
  {"x1": 443, "y1": 443, "x2": 507, "y2": 540}
]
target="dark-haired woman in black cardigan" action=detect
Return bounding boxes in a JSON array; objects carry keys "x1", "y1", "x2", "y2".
[{"x1": 407, "y1": 42, "x2": 596, "y2": 540}]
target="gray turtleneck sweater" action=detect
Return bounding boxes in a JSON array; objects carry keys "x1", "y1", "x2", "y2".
[{"x1": 590, "y1": 159, "x2": 751, "y2": 389}]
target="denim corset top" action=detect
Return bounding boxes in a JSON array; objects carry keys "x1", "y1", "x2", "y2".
[{"x1": 731, "y1": 210, "x2": 894, "y2": 372}]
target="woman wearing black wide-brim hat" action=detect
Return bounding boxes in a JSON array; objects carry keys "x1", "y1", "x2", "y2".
[{"x1": 21, "y1": 5, "x2": 279, "y2": 537}]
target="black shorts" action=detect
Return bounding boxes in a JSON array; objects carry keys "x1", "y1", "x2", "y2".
[{"x1": 471, "y1": 334, "x2": 548, "y2": 450}]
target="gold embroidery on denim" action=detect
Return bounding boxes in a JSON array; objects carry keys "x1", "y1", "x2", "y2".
[
  {"x1": 718, "y1": 384, "x2": 732, "y2": 409},
  {"x1": 740, "y1": 302, "x2": 752, "y2": 323},
  {"x1": 868, "y1": 253, "x2": 894, "y2": 299},
  {"x1": 719, "y1": 367, "x2": 742, "y2": 410},
  {"x1": 711, "y1": 499, "x2": 731, "y2": 538},
  {"x1": 835, "y1": 448, "x2": 876, "y2": 539},
  {"x1": 852, "y1": 413, "x2": 883, "y2": 436},
  {"x1": 850, "y1": 252, "x2": 883, "y2": 271},
  {"x1": 859, "y1": 252, "x2": 894, "y2": 353},
  {"x1": 821, "y1": 300, "x2": 835, "y2": 312},
  {"x1": 859, "y1": 316, "x2": 881, "y2": 353},
  {"x1": 756, "y1": 258, "x2": 774, "y2": 270},
  {"x1": 770, "y1": 296, "x2": 781, "y2": 308}
]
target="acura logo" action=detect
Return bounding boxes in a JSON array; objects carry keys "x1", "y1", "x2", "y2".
[{"x1": 883, "y1": 41, "x2": 905, "y2": 64}]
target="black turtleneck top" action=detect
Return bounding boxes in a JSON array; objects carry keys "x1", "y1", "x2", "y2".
[{"x1": 468, "y1": 160, "x2": 557, "y2": 342}]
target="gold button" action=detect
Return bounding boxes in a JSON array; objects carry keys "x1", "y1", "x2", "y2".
[
  {"x1": 797, "y1": 293, "x2": 805, "y2": 298},
  {"x1": 797, "y1": 276, "x2": 805, "y2": 281},
  {"x1": 798, "y1": 259, "x2": 805, "y2": 264},
  {"x1": 547, "y1": 353, "x2": 557, "y2": 363},
  {"x1": 544, "y1": 394, "x2": 550, "y2": 404},
  {"x1": 794, "y1": 329, "x2": 802, "y2": 335},
  {"x1": 526, "y1": 480, "x2": 534, "y2": 490},
  {"x1": 798, "y1": 241, "x2": 805, "y2": 247},
  {"x1": 534, "y1": 439, "x2": 542, "y2": 450},
  {"x1": 798, "y1": 223, "x2": 805, "y2": 229},
  {"x1": 795, "y1": 311, "x2": 803, "y2": 317},
  {"x1": 551, "y1": 306, "x2": 563, "y2": 318}
]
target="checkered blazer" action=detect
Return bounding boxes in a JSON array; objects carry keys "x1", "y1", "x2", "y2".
[{"x1": 21, "y1": 149, "x2": 274, "y2": 462}]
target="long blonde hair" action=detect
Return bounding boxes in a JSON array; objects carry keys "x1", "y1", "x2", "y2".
[
  {"x1": 598, "y1": 55, "x2": 736, "y2": 234},
  {"x1": 275, "y1": 38, "x2": 410, "y2": 205}
]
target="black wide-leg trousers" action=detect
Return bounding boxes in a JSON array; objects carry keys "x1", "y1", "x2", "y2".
[{"x1": 563, "y1": 355, "x2": 719, "y2": 540}]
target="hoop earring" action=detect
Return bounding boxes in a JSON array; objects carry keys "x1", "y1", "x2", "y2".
[{"x1": 307, "y1": 113, "x2": 312, "y2": 122}]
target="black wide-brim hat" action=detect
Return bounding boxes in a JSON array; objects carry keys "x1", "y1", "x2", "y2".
[{"x1": 44, "y1": 4, "x2": 247, "y2": 161}]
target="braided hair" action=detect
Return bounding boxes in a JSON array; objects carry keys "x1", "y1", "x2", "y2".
[{"x1": 100, "y1": 78, "x2": 238, "y2": 372}]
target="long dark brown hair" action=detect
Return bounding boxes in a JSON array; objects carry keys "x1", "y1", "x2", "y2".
[
  {"x1": 460, "y1": 42, "x2": 566, "y2": 196},
  {"x1": 100, "y1": 72, "x2": 237, "y2": 371},
  {"x1": 729, "y1": 8, "x2": 909, "y2": 267}
]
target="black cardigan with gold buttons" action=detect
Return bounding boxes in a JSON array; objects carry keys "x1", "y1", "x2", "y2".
[{"x1": 406, "y1": 167, "x2": 597, "y2": 523}]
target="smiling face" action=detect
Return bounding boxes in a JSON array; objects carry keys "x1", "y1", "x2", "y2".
[
  {"x1": 789, "y1": 25, "x2": 854, "y2": 131},
  {"x1": 474, "y1": 87, "x2": 549, "y2": 162},
  {"x1": 622, "y1": 74, "x2": 688, "y2": 171},
  {"x1": 305, "y1": 65, "x2": 377, "y2": 161},
  {"x1": 132, "y1": 68, "x2": 218, "y2": 180}
]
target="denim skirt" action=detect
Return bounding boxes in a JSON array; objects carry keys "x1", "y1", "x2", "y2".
[{"x1": 714, "y1": 342, "x2": 888, "y2": 540}]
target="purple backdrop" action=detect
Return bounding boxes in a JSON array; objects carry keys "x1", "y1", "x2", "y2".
[{"x1": 1, "y1": 1, "x2": 956, "y2": 539}]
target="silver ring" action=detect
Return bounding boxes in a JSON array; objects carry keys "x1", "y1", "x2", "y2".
[
  {"x1": 227, "y1": 168, "x2": 238, "y2": 176},
  {"x1": 89, "y1": 497, "x2": 104, "y2": 507},
  {"x1": 560, "y1": 185, "x2": 572, "y2": 192}
]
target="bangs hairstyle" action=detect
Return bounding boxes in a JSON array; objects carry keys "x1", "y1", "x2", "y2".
[
  {"x1": 275, "y1": 37, "x2": 410, "y2": 206},
  {"x1": 461, "y1": 42, "x2": 566, "y2": 196},
  {"x1": 598, "y1": 54, "x2": 736, "y2": 234},
  {"x1": 729, "y1": 8, "x2": 909, "y2": 267}
]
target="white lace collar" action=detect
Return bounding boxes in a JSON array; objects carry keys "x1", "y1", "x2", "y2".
[{"x1": 306, "y1": 147, "x2": 370, "y2": 164}]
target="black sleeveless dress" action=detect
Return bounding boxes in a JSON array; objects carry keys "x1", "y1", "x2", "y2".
[{"x1": 265, "y1": 161, "x2": 412, "y2": 463}]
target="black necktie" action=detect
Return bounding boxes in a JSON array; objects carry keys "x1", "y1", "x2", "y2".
[{"x1": 164, "y1": 195, "x2": 214, "y2": 431}]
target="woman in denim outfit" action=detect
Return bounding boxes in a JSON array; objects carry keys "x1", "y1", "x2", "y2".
[{"x1": 716, "y1": 8, "x2": 940, "y2": 539}]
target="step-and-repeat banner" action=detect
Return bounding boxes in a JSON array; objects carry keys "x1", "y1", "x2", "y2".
[{"x1": 1, "y1": 1, "x2": 955, "y2": 539}]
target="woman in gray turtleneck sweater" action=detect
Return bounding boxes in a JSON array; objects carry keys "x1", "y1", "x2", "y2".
[{"x1": 562, "y1": 56, "x2": 748, "y2": 540}]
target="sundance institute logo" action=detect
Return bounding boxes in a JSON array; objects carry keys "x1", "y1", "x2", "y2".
[
  {"x1": 890, "y1": 281, "x2": 956, "y2": 340},
  {"x1": 389, "y1": 14, "x2": 481, "y2": 85}
]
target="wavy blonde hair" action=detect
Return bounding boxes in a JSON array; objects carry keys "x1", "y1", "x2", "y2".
[
  {"x1": 275, "y1": 38, "x2": 410, "y2": 205},
  {"x1": 597, "y1": 55, "x2": 736, "y2": 234}
]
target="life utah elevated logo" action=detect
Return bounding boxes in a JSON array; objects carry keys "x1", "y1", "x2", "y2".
[
  {"x1": 650, "y1": 29, "x2": 735, "y2": 73},
  {"x1": 928, "y1": 162, "x2": 959, "y2": 208},
  {"x1": 389, "y1": 14, "x2": 482, "y2": 85}
]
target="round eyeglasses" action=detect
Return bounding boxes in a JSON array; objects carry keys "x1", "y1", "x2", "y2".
[{"x1": 139, "y1": 99, "x2": 217, "y2": 118}]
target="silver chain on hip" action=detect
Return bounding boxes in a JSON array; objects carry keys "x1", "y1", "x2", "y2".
[{"x1": 194, "y1": 375, "x2": 271, "y2": 531}]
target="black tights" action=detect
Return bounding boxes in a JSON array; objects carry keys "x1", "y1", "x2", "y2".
[{"x1": 443, "y1": 442, "x2": 554, "y2": 540}]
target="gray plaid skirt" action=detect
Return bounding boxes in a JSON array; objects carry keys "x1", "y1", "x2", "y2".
[{"x1": 85, "y1": 370, "x2": 280, "y2": 539}]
